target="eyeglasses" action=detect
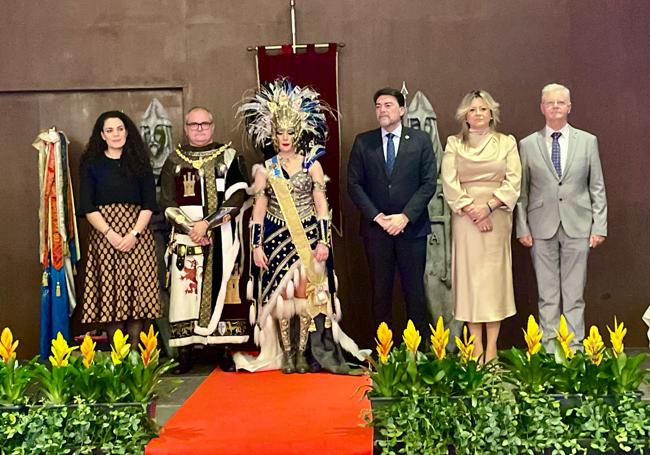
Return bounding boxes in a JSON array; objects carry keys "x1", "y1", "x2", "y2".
[{"x1": 186, "y1": 122, "x2": 213, "y2": 131}]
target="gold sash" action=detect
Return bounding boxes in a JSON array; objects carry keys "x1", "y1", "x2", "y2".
[{"x1": 267, "y1": 174, "x2": 328, "y2": 318}]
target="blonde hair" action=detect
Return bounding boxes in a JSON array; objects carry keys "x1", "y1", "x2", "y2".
[
  {"x1": 541, "y1": 83, "x2": 571, "y2": 103},
  {"x1": 455, "y1": 90, "x2": 501, "y2": 143}
]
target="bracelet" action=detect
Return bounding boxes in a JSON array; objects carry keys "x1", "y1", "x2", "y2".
[
  {"x1": 486, "y1": 203, "x2": 493, "y2": 214},
  {"x1": 251, "y1": 223, "x2": 263, "y2": 248},
  {"x1": 102, "y1": 226, "x2": 111, "y2": 236},
  {"x1": 317, "y1": 218, "x2": 331, "y2": 248}
]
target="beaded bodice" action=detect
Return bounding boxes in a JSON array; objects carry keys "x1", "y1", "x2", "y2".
[{"x1": 265, "y1": 163, "x2": 315, "y2": 223}]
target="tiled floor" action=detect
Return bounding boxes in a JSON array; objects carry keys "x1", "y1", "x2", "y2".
[{"x1": 155, "y1": 364, "x2": 216, "y2": 426}]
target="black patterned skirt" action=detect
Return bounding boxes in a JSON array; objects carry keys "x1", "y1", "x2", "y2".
[{"x1": 81, "y1": 203, "x2": 161, "y2": 323}]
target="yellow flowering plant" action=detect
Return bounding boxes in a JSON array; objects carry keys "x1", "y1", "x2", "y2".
[
  {"x1": 0, "y1": 328, "x2": 34, "y2": 405},
  {"x1": 400, "y1": 321, "x2": 424, "y2": 392},
  {"x1": 100, "y1": 330, "x2": 131, "y2": 402},
  {"x1": 552, "y1": 325, "x2": 613, "y2": 396},
  {"x1": 536, "y1": 316, "x2": 647, "y2": 396},
  {"x1": 123, "y1": 326, "x2": 178, "y2": 403},
  {"x1": 34, "y1": 332, "x2": 79, "y2": 404},
  {"x1": 71, "y1": 335, "x2": 103, "y2": 402},
  {"x1": 555, "y1": 315, "x2": 575, "y2": 360},
  {"x1": 604, "y1": 317, "x2": 649, "y2": 393},
  {"x1": 443, "y1": 325, "x2": 496, "y2": 397},
  {"x1": 366, "y1": 322, "x2": 403, "y2": 397},
  {"x1": 430, "y1": 317, "x2": 449, "y2": 361},
  {"x1": 376, "y1": 322, "x2": 393, "y2": 365},
  {"x1": 500, "y1": 315, "x2": 558, "y2": 394},
  {"x1": 366, "y1": 321, "x2": 440, "y2": 398}
]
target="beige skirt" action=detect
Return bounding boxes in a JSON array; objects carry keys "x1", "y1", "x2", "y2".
[{"x1": 451, "y1": 182, "x2": 516, "y2": 323}]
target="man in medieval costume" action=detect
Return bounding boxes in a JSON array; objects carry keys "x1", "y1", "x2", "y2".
[{"x1": 160, "y1": 106, "x2": 249, "y2": 374}]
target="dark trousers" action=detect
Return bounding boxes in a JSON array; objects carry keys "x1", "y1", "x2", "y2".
[{"x1": 364, "y1": 234, "x2": 429, "y2": 337}]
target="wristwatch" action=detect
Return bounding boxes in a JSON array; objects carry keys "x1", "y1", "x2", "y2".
[{"x1": 130, "y1": 229, "x2": 141, "y2": 239}]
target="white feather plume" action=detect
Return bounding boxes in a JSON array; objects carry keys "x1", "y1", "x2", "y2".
[
  {"x1": 246, "y1": 278, "x2": 254, "y2": 301},
  {"x1": 286, "y1": 280, "x2": 294, "y2": 299},
  {"x1": 276, "y1": 295, "x2": 284, "y2": 320},
  {"x1": 249, "y1": 303, "x2": 256, "y2": 326},
  {"x1": 254, "y1": 325, "x2": 260, "y2": 346}
]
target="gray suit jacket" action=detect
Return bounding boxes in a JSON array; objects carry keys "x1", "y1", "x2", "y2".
[{"x1": 515, "y1": 125, "x2": 607, "y2": 239}]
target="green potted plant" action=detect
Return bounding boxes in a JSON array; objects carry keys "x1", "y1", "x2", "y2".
[{"x1": 0, "y1": 328, "x2": 33, "y2": 408}]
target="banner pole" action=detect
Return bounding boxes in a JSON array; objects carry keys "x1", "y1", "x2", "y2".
[{"x1": 290, "y1": 0, "x2": 297, "y2": 53}]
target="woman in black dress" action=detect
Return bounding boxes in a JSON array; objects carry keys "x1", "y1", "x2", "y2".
[{"x1": 78, "y1": 111, "x2": 161, "y2": 348}]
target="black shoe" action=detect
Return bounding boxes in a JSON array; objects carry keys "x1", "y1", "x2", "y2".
[
  {"x1": 219, "y1": 349, "x2": 236, "y2": 372},
  {"x1": 281, "y1": 351, "x2": 296, "y2": 374},
  {"x1": 295, "y1": 352, "x2": 309, "y2": 374},
  {"x1": 172, "y1": 347, "x2": 192, "y2": 375}
]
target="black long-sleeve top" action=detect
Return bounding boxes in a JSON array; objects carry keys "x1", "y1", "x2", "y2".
[{"x1": 77, "y1": 155, "x2": 159, "y2": 216}]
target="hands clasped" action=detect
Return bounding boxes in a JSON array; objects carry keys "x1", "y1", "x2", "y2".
[
  {"x1": 189, "y1": 220, "x2": 211, "y2": 246},
  {"x1": 377, "y1": 213, "x2": 409, "y2": 236},
  {"x1": 107, "y1": 230, "x2": 137, "y2": 252},
  {"x1": 463, "y1": 204, "x2": 492, "y2": 233}
]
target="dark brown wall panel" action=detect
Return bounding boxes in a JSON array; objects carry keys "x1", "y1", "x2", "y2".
[{"x1": 0, "y1": 95, "x2": 42, "y2": 356}]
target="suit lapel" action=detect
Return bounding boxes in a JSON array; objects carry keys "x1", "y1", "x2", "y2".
[
  {"x1": 536, "y1": 129, "x2": 559, "y2": 181},
  {"x1": 561, "y1": 126, "x2": 578, "y2": 179},
  {"x1": 371, "y1": 129, "x2": 389, "y2": 180},
  {"x1": 390, "y1": 127, "x2": 411, "y2": 179}
]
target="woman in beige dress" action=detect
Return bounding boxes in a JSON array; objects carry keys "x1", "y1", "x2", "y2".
[{"x1": 441, "y1": 90, "x2": 521, "y2": 362}]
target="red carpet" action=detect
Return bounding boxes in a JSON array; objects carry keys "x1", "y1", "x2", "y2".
[{"x1": 146, "y1": 370, "x2": 373, "y2": 455}]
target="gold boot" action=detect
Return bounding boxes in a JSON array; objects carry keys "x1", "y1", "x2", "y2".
[
  {"x1": 279, "y1": 318, "x2": 295, "y2": 374},
  {"x1": 295, "y1": 314, "x2": 311, "y2": 374}
]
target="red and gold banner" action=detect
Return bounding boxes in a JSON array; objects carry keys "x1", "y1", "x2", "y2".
[{"x1": 256, "y1": 43, "x2": 342, "y2": 233}]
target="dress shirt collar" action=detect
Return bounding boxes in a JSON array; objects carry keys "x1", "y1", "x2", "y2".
[
  {"x1": 381, "y1": 124, "x2": 402, "y2": 139},
  {"x1": 545, "y1": 123, "x2": 570, "y2": 139}
]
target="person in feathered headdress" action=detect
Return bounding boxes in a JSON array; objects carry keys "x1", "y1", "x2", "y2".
[{"x1": 234, "y1": 78, "x2": 366, "y2": 374}]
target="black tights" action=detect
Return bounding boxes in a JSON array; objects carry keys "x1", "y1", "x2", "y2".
[{"x1": 106, "y1": 319, "x2": 151, "y2": 350}]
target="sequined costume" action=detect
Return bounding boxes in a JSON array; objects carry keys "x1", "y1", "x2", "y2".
[{"x1": 233, "y1": 79, "x2": 366, "y2": 373}]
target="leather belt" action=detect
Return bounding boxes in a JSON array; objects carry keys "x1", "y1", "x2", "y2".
[{"x1": 174, "y1": 244, "x2": 205, "y2": 271}]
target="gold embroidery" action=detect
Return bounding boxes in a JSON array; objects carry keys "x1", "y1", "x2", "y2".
[
  {"x1": 225, "y1": 265, "x2": 242, "y2": 305},
  {"x1": 183, "y1": 173, "x2": 196, "y2": 197},
  {"x1": 268, "y1": 175, "x2": 329, "y2": 317}
]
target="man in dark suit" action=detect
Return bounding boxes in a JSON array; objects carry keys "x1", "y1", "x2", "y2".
[{"x1": 348, "y1": 87, "x2": 437, "y2": 337}]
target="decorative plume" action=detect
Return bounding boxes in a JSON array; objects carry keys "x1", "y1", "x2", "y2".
[{"x1": 237, "y1": 78, "x2": 333, "y2": 168}]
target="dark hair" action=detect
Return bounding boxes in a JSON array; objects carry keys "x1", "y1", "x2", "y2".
[
  {"x1": 373, "y1": 88, "x2": 405, "y2": 107},
  {"x1": 81, "y1": 110, "x2": 152, "y2": 177}
]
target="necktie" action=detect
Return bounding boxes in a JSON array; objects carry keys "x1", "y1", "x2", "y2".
[
  {"x1": 551, "y1": 131, "x2": 562, "y2": 178},
  {"x1": 385, "y1": 133, "x2": 395, "y2": 174}
]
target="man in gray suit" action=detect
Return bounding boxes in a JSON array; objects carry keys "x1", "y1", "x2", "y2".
[{"x1": 516, "y1": 83, "x2": 607, "y2": 350}]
